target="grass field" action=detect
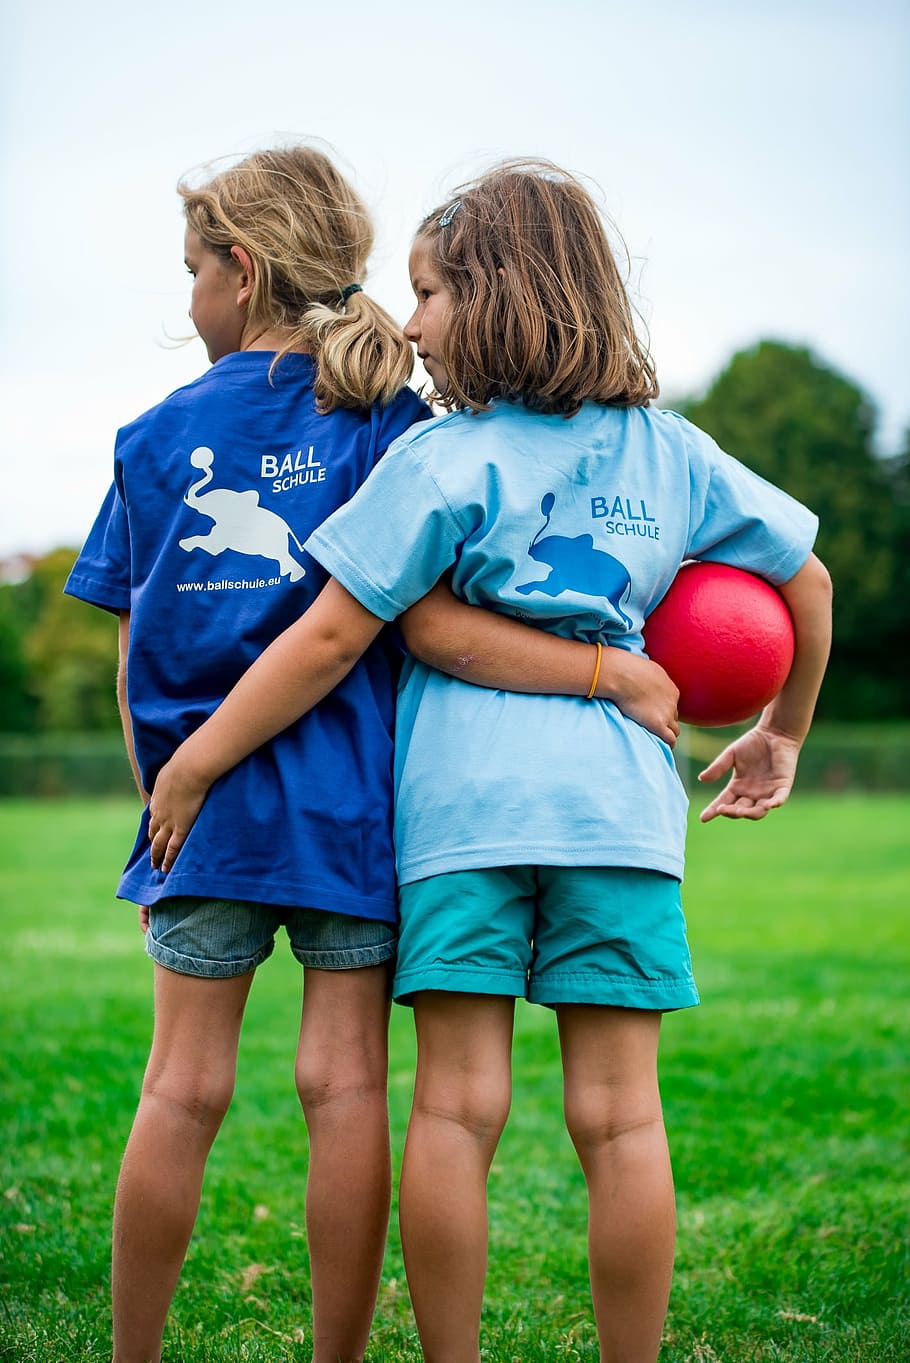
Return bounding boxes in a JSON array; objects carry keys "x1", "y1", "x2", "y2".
[{"x1": 1, "y1": 795, "x2": 908, "y2": 1362}]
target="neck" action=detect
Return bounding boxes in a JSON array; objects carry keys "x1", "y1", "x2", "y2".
[{"x1": 241, "y1": 323, "x2": 310, "y2": 354}]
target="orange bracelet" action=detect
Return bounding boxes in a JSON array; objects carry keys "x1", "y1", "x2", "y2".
[{"x1": 586, "y1": 641, "x2": 603, "y2": 699}]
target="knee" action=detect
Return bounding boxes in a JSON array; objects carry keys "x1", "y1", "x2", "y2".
[
  {"x1": 563, "y1": 1085, "x2": 664, "y2": 1159},
  {"x1": 295, "y1": 1048, "x2": 388, "y2": 1120},
  {"x1": 141, "y1": 1065, "x2": 236, "y2": 1131},
  {"x1": 412, "y1": 1072, "x2": 512, "y2": 1148}
]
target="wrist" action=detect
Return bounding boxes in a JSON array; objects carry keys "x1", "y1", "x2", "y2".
[
  {"x1": 173, "y1": 730, "x2": 223, "y2": 792},
  {"x1": 755, "y1": 717, "x2": 805, "y2": 747},
  {"x1": 585, "y1": 642, "x2": 604, "y2": 699},
  {"x1": 591, "y1": 642, "x2": 629, "y2": 701}
]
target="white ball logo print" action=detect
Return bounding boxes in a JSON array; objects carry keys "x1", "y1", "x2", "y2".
[{"x1": 178, "y1": 446, "x2": 307, "y2": 582}]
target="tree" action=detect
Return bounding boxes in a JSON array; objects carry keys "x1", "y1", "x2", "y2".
[
  {"x1": 678, "y1": 340, "x2": 908, "y2": 718},
  {"x1": 0, "y1": 585, "x2": 38, "y2": 732},
  {"x1": 1, "y1": 549, "x2": 122, "y2": 733}
]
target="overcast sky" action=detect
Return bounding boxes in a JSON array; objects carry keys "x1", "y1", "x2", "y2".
[{"x1": 2, "y1": 0, "x2": 908, "y2": 559}]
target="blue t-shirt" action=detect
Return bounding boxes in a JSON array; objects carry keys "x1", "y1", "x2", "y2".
[
  {"x1": 305, "y1": 400, "x2": 818, "y2": 885},
  {"x1": 65, "y1": 351, "x2": 428, "y2": 918}
]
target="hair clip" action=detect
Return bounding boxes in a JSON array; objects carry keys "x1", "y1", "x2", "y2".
[
  {"x1": 438, "y1": 199, "x2": 462, "y2": 228},
  {"x1": 340, "y1": 283, "x2": 363, "y2": 302}
]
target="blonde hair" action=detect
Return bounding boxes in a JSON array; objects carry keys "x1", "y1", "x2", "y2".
[
  {"x1": 417, "y1": 159, "x2": 659, "y2": 416},
  {"x1": 179, "y1": 145, "x2": 413, "y2": 410}
]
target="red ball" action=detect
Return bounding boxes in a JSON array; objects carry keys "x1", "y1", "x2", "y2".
[{"x1": 643, "y1": 561, "x2": 795, "y2": 727}]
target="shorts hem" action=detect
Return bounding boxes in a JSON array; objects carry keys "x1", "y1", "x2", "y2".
[
  {"x1": 393, "y1": 964, "x2": 525, "y2": 1006},
  {"x1": 145, "y1": 934, "x2": 273, "y2": 979},
  {"x1": 529, "y1": 973, "x2": 700, "y2": 1011},
  {"x1": 291, "y1": 940, "x2": 397, "y2": 970}
]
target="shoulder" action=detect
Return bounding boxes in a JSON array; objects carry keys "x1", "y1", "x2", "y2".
[
  {"x1": 387, "y1": 404, "x2": 505, "y2": 462},
  {"x1": 387, "y1": 383, "x2": 432, "y2": 426},
  {"x1": 646, "y1": 406, "x2": 720, "y2": 453},
  {"x1": 368, "y1": 386, "x2": 432, "y2": 459},
  {"x1": 372, "y1": 384, "x2": 432, "y2": 449},
  {"x1": 115, "y1": 365, "x2": 226, "y2": 447}
]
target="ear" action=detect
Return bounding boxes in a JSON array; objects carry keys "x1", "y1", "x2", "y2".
[{"x1": 230, "y1": 244, "x2": 255, "y2": 307}]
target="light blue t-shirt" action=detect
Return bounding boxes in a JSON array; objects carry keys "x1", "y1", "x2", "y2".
[{"x1": 305, "y1": 401, "x2": 818, "y2": 885}]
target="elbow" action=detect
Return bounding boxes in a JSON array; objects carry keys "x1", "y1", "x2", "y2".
[
  {"x1": 399, "y1": 613, "x2": 425, "y2": 656},
  {"x1": 400, "y1": 619, "x2": 476, "y2": 676},
  {"x1": 782, "y1": 551, "x2": 833, "y2": 612},
  {"x1": 400, "y1": 614, "x2": 446, "y2": 667},
  {"x1": 806, "y1": 552, "x2": 834, "y2": 612}
]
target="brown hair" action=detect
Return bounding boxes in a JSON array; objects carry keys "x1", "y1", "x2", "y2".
[
  {"x1": 179, "y1": 145, "x2": 413, "y2": 410},
  {"x1": 416, "y1": 159, "x2": 658, "y2": 416}
]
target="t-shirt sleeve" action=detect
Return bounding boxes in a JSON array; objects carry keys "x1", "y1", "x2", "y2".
[
  {"x1": 681, "y1": 419, "x2": 818, "y2": 584},
  {"x1": 63, "y1": 480, "x2": 132, "y2": 614},
  {"x1": 304, "y1": 438, "x2": 465, "y2": 620}
]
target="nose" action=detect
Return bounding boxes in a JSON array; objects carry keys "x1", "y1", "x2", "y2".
[{"x1": 403, "y1": 305, "x2": 420, "y2": 342}]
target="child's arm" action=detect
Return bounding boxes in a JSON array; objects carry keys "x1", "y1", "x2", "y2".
[
  {"x1": 698, "y1": 552, "x2": 833, "y2": 822},
  {"x1": 401, "y1": 581, "x2": 681, "y2": 745},
  {"x1": 118, "y1": 611, "x2": 149, "y2": 804},
  {"x1": 119, "y1": 612, "x2": 152, "y2": 933},
  {"x1": 148, "y1": 579, "x2": 385, "y2": 872}
]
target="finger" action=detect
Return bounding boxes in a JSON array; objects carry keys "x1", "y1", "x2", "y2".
[
  {"x1": 161, "y1": 832, "x2": 185, "y2": 875},
  {"x1": 149, "y1": 825, "x2": 179, "y2": 871},
  {"x1": 697, "y1": 745, "x2": 735, "y2": 783},
  {"x1": 716, "y1": 798, "x2": 768, "y2": 821}
]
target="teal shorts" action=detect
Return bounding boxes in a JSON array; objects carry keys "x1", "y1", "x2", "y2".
[{"x1": 394, "y1": 866, "x2": 699, "y2": 1011}]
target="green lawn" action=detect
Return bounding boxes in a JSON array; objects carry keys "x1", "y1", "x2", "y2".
[{"x1": 1, "y1": 796, "x2": 907, "y2": 1361}]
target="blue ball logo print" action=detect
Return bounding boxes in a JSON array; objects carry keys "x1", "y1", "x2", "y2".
[{"x1": 515, "y1": 492, "x2": 633, "y2": 628}]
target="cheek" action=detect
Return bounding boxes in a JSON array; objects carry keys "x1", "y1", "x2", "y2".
[{"x1": 429, "y1": 303, "x2": 451, "y2": 345}]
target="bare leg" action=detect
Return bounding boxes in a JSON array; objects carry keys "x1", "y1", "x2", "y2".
[
  {"x1": 557, "y1": 1005, "x2": 675, "y2": 1363},
  {"x1": 295, "y1": 964, "x2": 392, "y2": 1363},
  {"x1": 112, "y1": 965, "x2": 254, "y2": 1363},
  {"x1": 398, "y1": 992, "x2": 515, "y2": 1363}
]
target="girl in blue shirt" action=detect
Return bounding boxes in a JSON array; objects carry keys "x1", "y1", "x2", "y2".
[{"x1": 145, "y1": 160, "x2": 832, "y2": 1362}]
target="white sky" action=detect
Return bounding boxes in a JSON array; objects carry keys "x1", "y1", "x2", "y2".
[{"x1": 2, "y1": 0, "x2": 908, "y2": 559}]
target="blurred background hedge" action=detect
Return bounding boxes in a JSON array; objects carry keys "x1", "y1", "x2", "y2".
[{"x1": 3, "y1": 723, "x2": 907, "y2": 799}]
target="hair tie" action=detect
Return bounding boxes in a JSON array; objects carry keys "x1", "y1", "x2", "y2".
[
  {"x1": 340, "y1": 283, "x2": 363, "y2": 302},
  {"x1": 438, "y1": 199, "x2": 462, "y2": 228}
]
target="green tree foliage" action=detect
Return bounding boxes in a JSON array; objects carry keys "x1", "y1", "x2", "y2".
[
  {"x1": 678, "y1": 340, "x2": 909, "y2": 718},
  {"x1": 0, "y1": 586, "x2": 37, "y2": 731},
  {"x1": 0, "y1": 549, "x2": 120, "y2": 733}
]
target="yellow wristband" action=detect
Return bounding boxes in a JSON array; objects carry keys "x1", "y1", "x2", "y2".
[{"x1": 586, "y1": 641, "x2": 603, "y2": 699}]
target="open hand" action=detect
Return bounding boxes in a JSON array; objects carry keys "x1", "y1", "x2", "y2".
[{"x1": 698, "y1": 725, "x2": 801, "y2": 822}]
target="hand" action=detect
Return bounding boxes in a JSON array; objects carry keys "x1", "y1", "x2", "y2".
[
  {"x1": 147, "y1": 754, "x2": 211, "y2": 873},
  {"x1": 603, "y1": 650, "x2": 681, "y2": 747},
  {"x1": 138, "y1": 906, "x2": 150, "y2": 933},
  {"x1": 697, "y1": 724, "x2": 801, "y2": 822}
]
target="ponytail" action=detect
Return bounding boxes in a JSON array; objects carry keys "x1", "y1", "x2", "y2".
[{"x1": 283, "y1": 290, "x2": 414, "y2": 411}]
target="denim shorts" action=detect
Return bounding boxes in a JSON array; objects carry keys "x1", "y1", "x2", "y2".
[
  {"x1": 394, "y1": 865, "x2": 699, "y2": 1011},
  {"x1": 146, "y1": 896, "x2": 397, "y2": 979}
]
